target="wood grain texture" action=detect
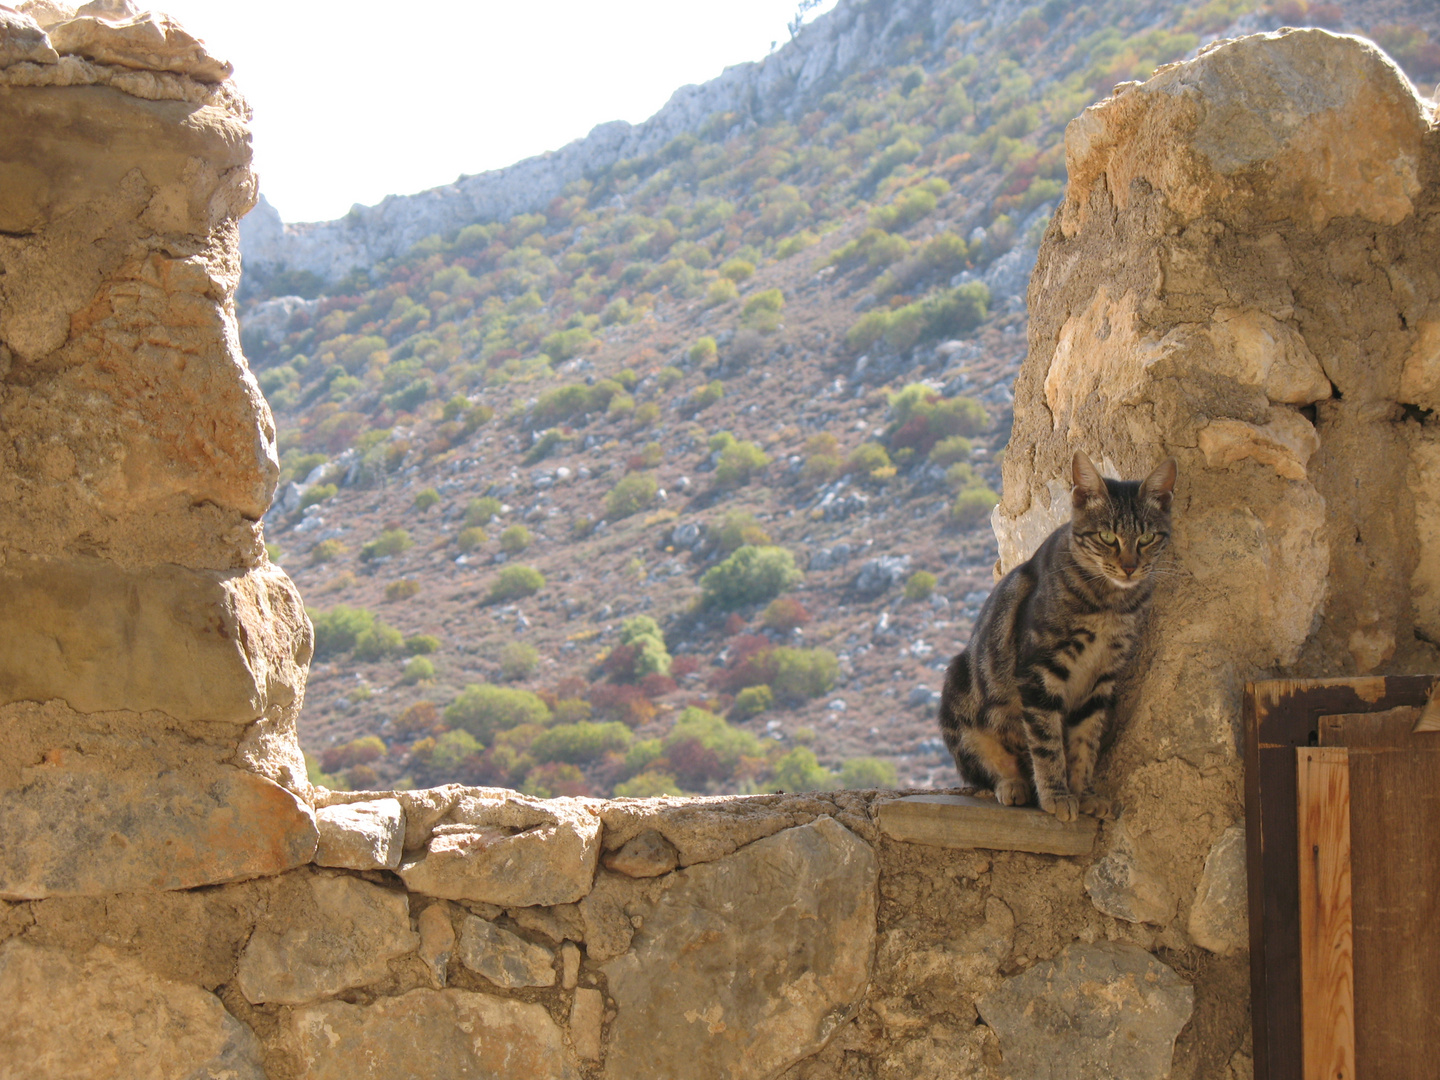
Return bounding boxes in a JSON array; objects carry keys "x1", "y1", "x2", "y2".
[
  {"x1": 1320, "y1": 712, "x2": 1440, "y2": 1079},
  {"x1": 1296, "y1": 747, "x2": 1354, "y2": 1080},
  {"x1": 875, "y1": 793, "x2": 1097, "y2": 856}
]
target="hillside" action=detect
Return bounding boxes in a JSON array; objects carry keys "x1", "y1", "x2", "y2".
[{"x1": 239, "y1": 0, "x2": 1440, "y2": 799}]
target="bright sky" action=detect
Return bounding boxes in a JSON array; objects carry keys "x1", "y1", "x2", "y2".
[{"x1": 155, "y1": 0, "x2": 839, "y2": 224}]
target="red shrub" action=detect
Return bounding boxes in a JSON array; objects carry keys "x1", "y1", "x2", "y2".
[
  {"x1": 665, "y1": 738, "x2": 728, "y2": 788},
  {"x1": 639, "y1": 673, "x2": 677, "y2": 699},
  {"x1": 587, "y1": 683, "x2": 657, "y2": 727},
  {"x1": 670, "y1": 656, "x2": 701, "y2": 678}
]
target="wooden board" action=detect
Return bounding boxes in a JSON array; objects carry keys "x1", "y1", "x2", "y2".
[
  {"x1": 875, "y1": 793, "x2": 1098, "y2": 856},
  {"x1": 1319, "y1": 712, "x2": 1440, "y2": 1079},
  {"x1": 1296, "y1": 747, "x2": 1354, "y2": 1080},
  {"x1": 1244, "y1": 676, "x2": 1438, "y2": 1080}
]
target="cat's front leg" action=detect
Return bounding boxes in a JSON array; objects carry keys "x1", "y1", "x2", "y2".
[
  {"x1": 1020, "y1": 682, "x2": 1076, "y2": 821},
  {"x1": 1066, "y1": 686, "x2": 1117, "y2": 820}
]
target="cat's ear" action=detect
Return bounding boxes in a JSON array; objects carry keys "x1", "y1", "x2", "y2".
[
  {"x1": 1140, "y1": 457, "x2": 1177, "y2": 511},
  {"x1": 1071, "y1": 450, "x2": 1108, "y2": 509}
]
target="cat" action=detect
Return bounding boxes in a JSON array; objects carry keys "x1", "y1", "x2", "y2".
[{"x1": 937, "y1": 450, "x2": 1176, "y2": 821}]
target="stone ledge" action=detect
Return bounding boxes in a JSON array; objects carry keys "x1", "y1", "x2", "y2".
[{"x1": 875, "y1": 794, "x2": 1099, "y2": 856}]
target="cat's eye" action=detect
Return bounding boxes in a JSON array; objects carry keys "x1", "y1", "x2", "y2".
[
  {"x1": 1139, "y1": 531, "x2": 1156, "y2": 545},
  {"x1": 1098, "y1": 530, "x2": 1118, "y2": 545}
]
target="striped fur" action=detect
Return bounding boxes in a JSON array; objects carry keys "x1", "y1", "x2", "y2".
[{"x1": 937, "y1": 451, "x2": 1176, "y2": 821}]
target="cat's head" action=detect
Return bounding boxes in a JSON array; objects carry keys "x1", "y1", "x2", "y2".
[{"x1": 1069, "y1": 450, "x2": 1176, "y2": 589}]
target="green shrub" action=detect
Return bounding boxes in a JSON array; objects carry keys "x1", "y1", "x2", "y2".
[
  {"x1": 771, "y1": 747, "x2": 834, "y2": 791},
  {"x1": 870, "y1": 180, "x2": 948, "y2": 232},
  {"x1": 889, "y1": 383, "x2": 990, "y2": 456},
  {"x1": 845, "y1": 284, "x2": 990, "y2": 354},
  {"x1": 607, "y1": 392, "x2": 635, "y2": 419},
  {"x1": 540, "y1": 326, "x2": 593, "y2": 362},
  {"x1": 904, "y1": 570, "x2": 938, "y2": 602},
  {"x1": 951, "y1": 486, "x2": 1000, "y2": 527},
  {"x1": 499, "y1": 524, "x2": 531, "y2": 554},
  {"x1": 353, "y1": 621, "x2": 405, "y2": 662},
  {"x1": 839, "y1": 756, "x2": 899, "y2": 788},
  {"x1": 705, "y1": 278, "x2": 739, "y2": 307},
  {"x1": 309, "y1": 605, "x2": 375, "y2": 660},
  {"x1": 465, "y1": 496, "x2": 502, "y2": 526},
  {"x1": 828, "y1": 228, "x2": 911, "y2": 271},
  {"x1": 525, "y1": 427, "x2": 572, "y2": 465},
  {"x1": 710, "y1": 510, "x2": 770, "y2": 554},
  {"x1": 760, "y1": 595, "x2": 810, "y2": 633},
  {"x1": 657, "y1": 366, "x2": 684, "y2": 389},
  {"x1": 765, "y1": 647, "x2": 839, "y2": 704},
  {"x1": 499, "y1": 641, "x2": 540, "y2": 681},
  {"x1": 605, "y1": 472, "x2": 658, "y2": 520},
  {"x1": 402, "y1": 656, "x2": 436, "y2": 685},
  {"x1": 444, "y1": 683, "x2": 550, "y2": 742},
  {"x1": 488, "y1": 565, "x2": 546, "y2": 603},
  {"x1": 532, "y1": 720, "x2": 634, "y2": 765},
  {"x1": 700, "y1": 545, "x2": 802, "y2": 610},
  {"x1": 299, "y1": 483, "x2": 337, "y2": 510},
  {"x1": 776, "y1": 230, "x2": 819, "y2": 259},
  {"x1": 847, "y1": 442, "x2": 894, "y2": 484},
  {"x1": 405, "y1": 634, "x2": 441, "y2": 655},
  {"x1": 428, "y1": 729, "x2": 482, "y2": 773},
  {"x1": 456, "y1": 526, "x2": 488, "y2": 553},
  {"x1": 689, "y1": 336, "x2": 718, "y2": 365},
  {"x1": 385, "y1": 578, "x2": 421, "y2": 601},
  {"x1": 732, "y1": 685, "x2": 774, "y2": 718},
  {"x1": 311, "y1": 539, "x2": 347, "y2": 565},
  {"x1": 623, "y1": 738, "x2": 664, "y2": 776},
  {"x1": 521, "y1": 762, "x2": 590, "y2": 798},
  {"x1": 686, "y1": 380, "x2": 724, "y2": 413},
  {"x1": 720, "y1": 258, "x2": 755, "y2": 282},
  {"x1": 741, "y1": 288, "x2": 785, "y2": 331},
  {"x1": 617, "y1": 614, "x2": 671, "y2": 679},
  {"x1": 360, "y1": 528, "x2": 413, "y2": 562},
  {"x1": 715, "y1": 440, "x2": 769, "y2": 487},
  {"x1": 614, "y1": 771, "x2": 683, "y2": 797},
  {"x1": 929, "y1": 435, "x2": 973, "y2": 466},
  {"x1": 663, "y1": 707, "x2": 763, "y2": 770},
  {"x1": 633, "y1": 401, "x2": 661, "y2": 427},
  {"x1": 413, "y1": 487, "x2": 441, "y2": 512}
]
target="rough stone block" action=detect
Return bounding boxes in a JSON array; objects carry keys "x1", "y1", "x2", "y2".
[
  {"x1": 601, "y1": 817, "x2": 877, "y2": 1080},
  {"x1": 571, "y1": 987, "x2": 604, "y2": 1062},
  {"x1": 457, "y1": 913, "x2": 556, "y2": 989},
  {"x1": 49, "y1": 12, "x2": 232, "y2": 82},
  {"x1": 0, "y1": 7, "x2": 58, "y2": 66},
  {"x1": 236, "y1": 872, "x2": 417, "y2": 1005},
  {"x1": 977, "y1": 941, "x2": 1194, "y2": 1080},
  {"x1": 291, "y1": 989, "x2": 582, "y2": 1080},
  {"x1": 314, "y1": 798, "x2": 404, "y2": 870},
  {"x1": 603, "y1": 828, "x2": 679, "y2": 878},
  {"x1": 0, "y1": 558, "x2": 310, "y2": 724},
  {"x1": 0, "y1": 755, "x2": 316, "y2": 899},
  {"x1": 1188, "y1": 825, "x2": 1249, "y2": 955},
  {"x1": 0, "y1": 940, "x2": 265, "y2": 1079},
  {"x1": 1084, "y1": 830, "x2": 1177, "y2": 926},
  {"x1": 876, "y1": 793, "x2": 1098, "y2": 856},
  {"x1": 417, "y1": 901, "x2": 456, "y2": 988},
  {"x1": 399, "y1": 793, "x2": 601, "y2": 907}
]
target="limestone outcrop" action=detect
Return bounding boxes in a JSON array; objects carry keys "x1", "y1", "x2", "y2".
[
  {"x1": 0, "y1": 4, "x2": 315, "y2": 899},
  {"x1": 997, "y1": 21, "x2": 1438, "y2": 997}
]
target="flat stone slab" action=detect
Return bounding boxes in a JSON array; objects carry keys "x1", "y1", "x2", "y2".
[
  {"x1": 314, "y1": 798, "x2": 404, "y2": 871},
  {"x1": 0, "y1": 755, "x2": 317, "y2": 899},
  {"x1": 0, "y1": 940, "x2": 265, "y2": 1080},
  {"x1": 876, "y1": 794, "x2": 1098, "y2": 856},
  {"x1": 291, "y1": 988, "x2": 581, "y2": 1080},
  {"x1": 977, "y1": 941, "x2": 1194, "y2": 1080},
  {"x1": 457, "y1": 914, "x2": 556, "y2": 989}
]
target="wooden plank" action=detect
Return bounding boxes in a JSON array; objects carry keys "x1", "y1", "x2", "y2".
[
  {"x1": 1296, "y1": 747, "x2": 1355, "y2": 1080},
  {"x1": 875, "y1": 794, "x2": 1098, "y2": 856},
  {"x1": 1317, "y1": 713, "x2": 1440, "y2": 1079},
  {"x1": 1246, "y1": 676, "x2": 1437, "y2": 1080}
]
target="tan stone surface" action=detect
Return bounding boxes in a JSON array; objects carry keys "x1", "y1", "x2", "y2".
[
  {"x1": 0, "y1": 940, "x2": 265, "y2": 1080},
  {"x1": 570, "y1": 986, "x2": 605, "y2": 1062},
  {"x1": 237, "y1": 870, "x2": 416, "y2": 1005},
  {"x1": 417, "y1": 901, "x2": 456, "y2": 987},
  {"x1": 602, "y1": 828, "x2": 679, "y2": 877},
  {"x1": 560, "y1": 940, "x2": 581, "y2": 989},
  {"x1": 314, "y1": 798, "x2": 404, "y2": 870},
  {"x1": 601, "y1": 818, "x2": 877, "y2": 1080},
  {"x1": 1188, "y1": 825, "x2": 1249, "y2": 955},
  {"x1": 49, "y1": 12, "x2": 231, "y2": 82},
  {"x1": 399, "y1": 793, "x2": 601, "y2": 906},
  {"x1": 290, "y1": 988, "x2": 582, "y2": 1080},
  {"x1": 0, "y1": 751, "x2": 316, "y2": 899},
  {"x1": 457, "y1": 913, "x2": 556, "y2": 989},
  {"x1": 0, "y1": 7, "x2": 58, "y2": 66},
  {"x1": 0, "y1": 558, "x2": 309, "y2": 723}
]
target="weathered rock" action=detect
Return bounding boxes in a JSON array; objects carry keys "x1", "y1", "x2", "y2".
[
  {"x1": 571, "y1": 987, "x2": 605, "y2": 1062},
  {"x1": 417, "y1": 901, "x2": 456, "y2": 988},
  {"x1": 14, "y1": 2, "x2": 74, "y2": 31},
  {"x1": 314, "y1": 798, "x2": 404, "y2": 870},
  {"x1": 977, "y1": 941, "x2": 1194, "y2": 1080},
  {"x1": 236, "y1": 872, "x2": 417, "y2": 1005},
  {"x1": 399, "y1": 793, "x2": 601, "y2": 907},
  {"x1": 0, "y1": 940, "x2": 265, "y2": 1079},
  {"x1": 1188, "y1": 825, "x2": 1249, "y2": 955},
  {"x1": 457, "y1": 914, "x2": 556, "y2": 989},
  {"x1": 853, "y1": 555, "x2": 911, "y2": 597},
  {"x1": 49, "y1": 12, "x2": 231, "y2": 81},
  {"x1": 1084, "y1": 829, "x2": 1177, "y2": 926},
  {"x1": 601, "y1": 817, "x2": 877, "y2": 1080},
  {"x1": 598, "y1": 793, "x2": 806, "y2": 867},
  {"x1": 0, "y1": 558, "x2": 310, "y2": 723},
  {"x1": 0, "y1": 7, "x2": 58, "y2": 66},
  {"x1": 560, "y1": 940, "x2": 581, "y2": 989},
  {"x1": 603, "y1": 828, "x2": 679, "y2": 878},
  {"x1": 290, "y1": 989, "x2": 582, "y2": 1080},
  {"x1": 507, "y1": 901, "x2": 585, "y2": 943},
  {"x1": 0, "y1": 753, "x2": 316, "y2": 899}
]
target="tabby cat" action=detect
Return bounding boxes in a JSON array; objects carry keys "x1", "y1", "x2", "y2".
[{"x1": 937, "y1": 450, "x2": 1177, "y2": 821}]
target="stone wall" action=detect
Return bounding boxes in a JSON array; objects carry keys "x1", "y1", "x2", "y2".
[{"x1": 2, "y1": 12, "x2": 1436, "y2": 1080}]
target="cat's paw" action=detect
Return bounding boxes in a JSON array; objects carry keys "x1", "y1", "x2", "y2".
[
  {"x1": 994, "y1": 779, "x2": 1031, "y2": 806},
  {"x1": 1041, "y1": 792, "x2": 1080, "y2": 822},
  {"x1": 1079, "y1": 794, "x2": 1117, "y2": 820}
]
